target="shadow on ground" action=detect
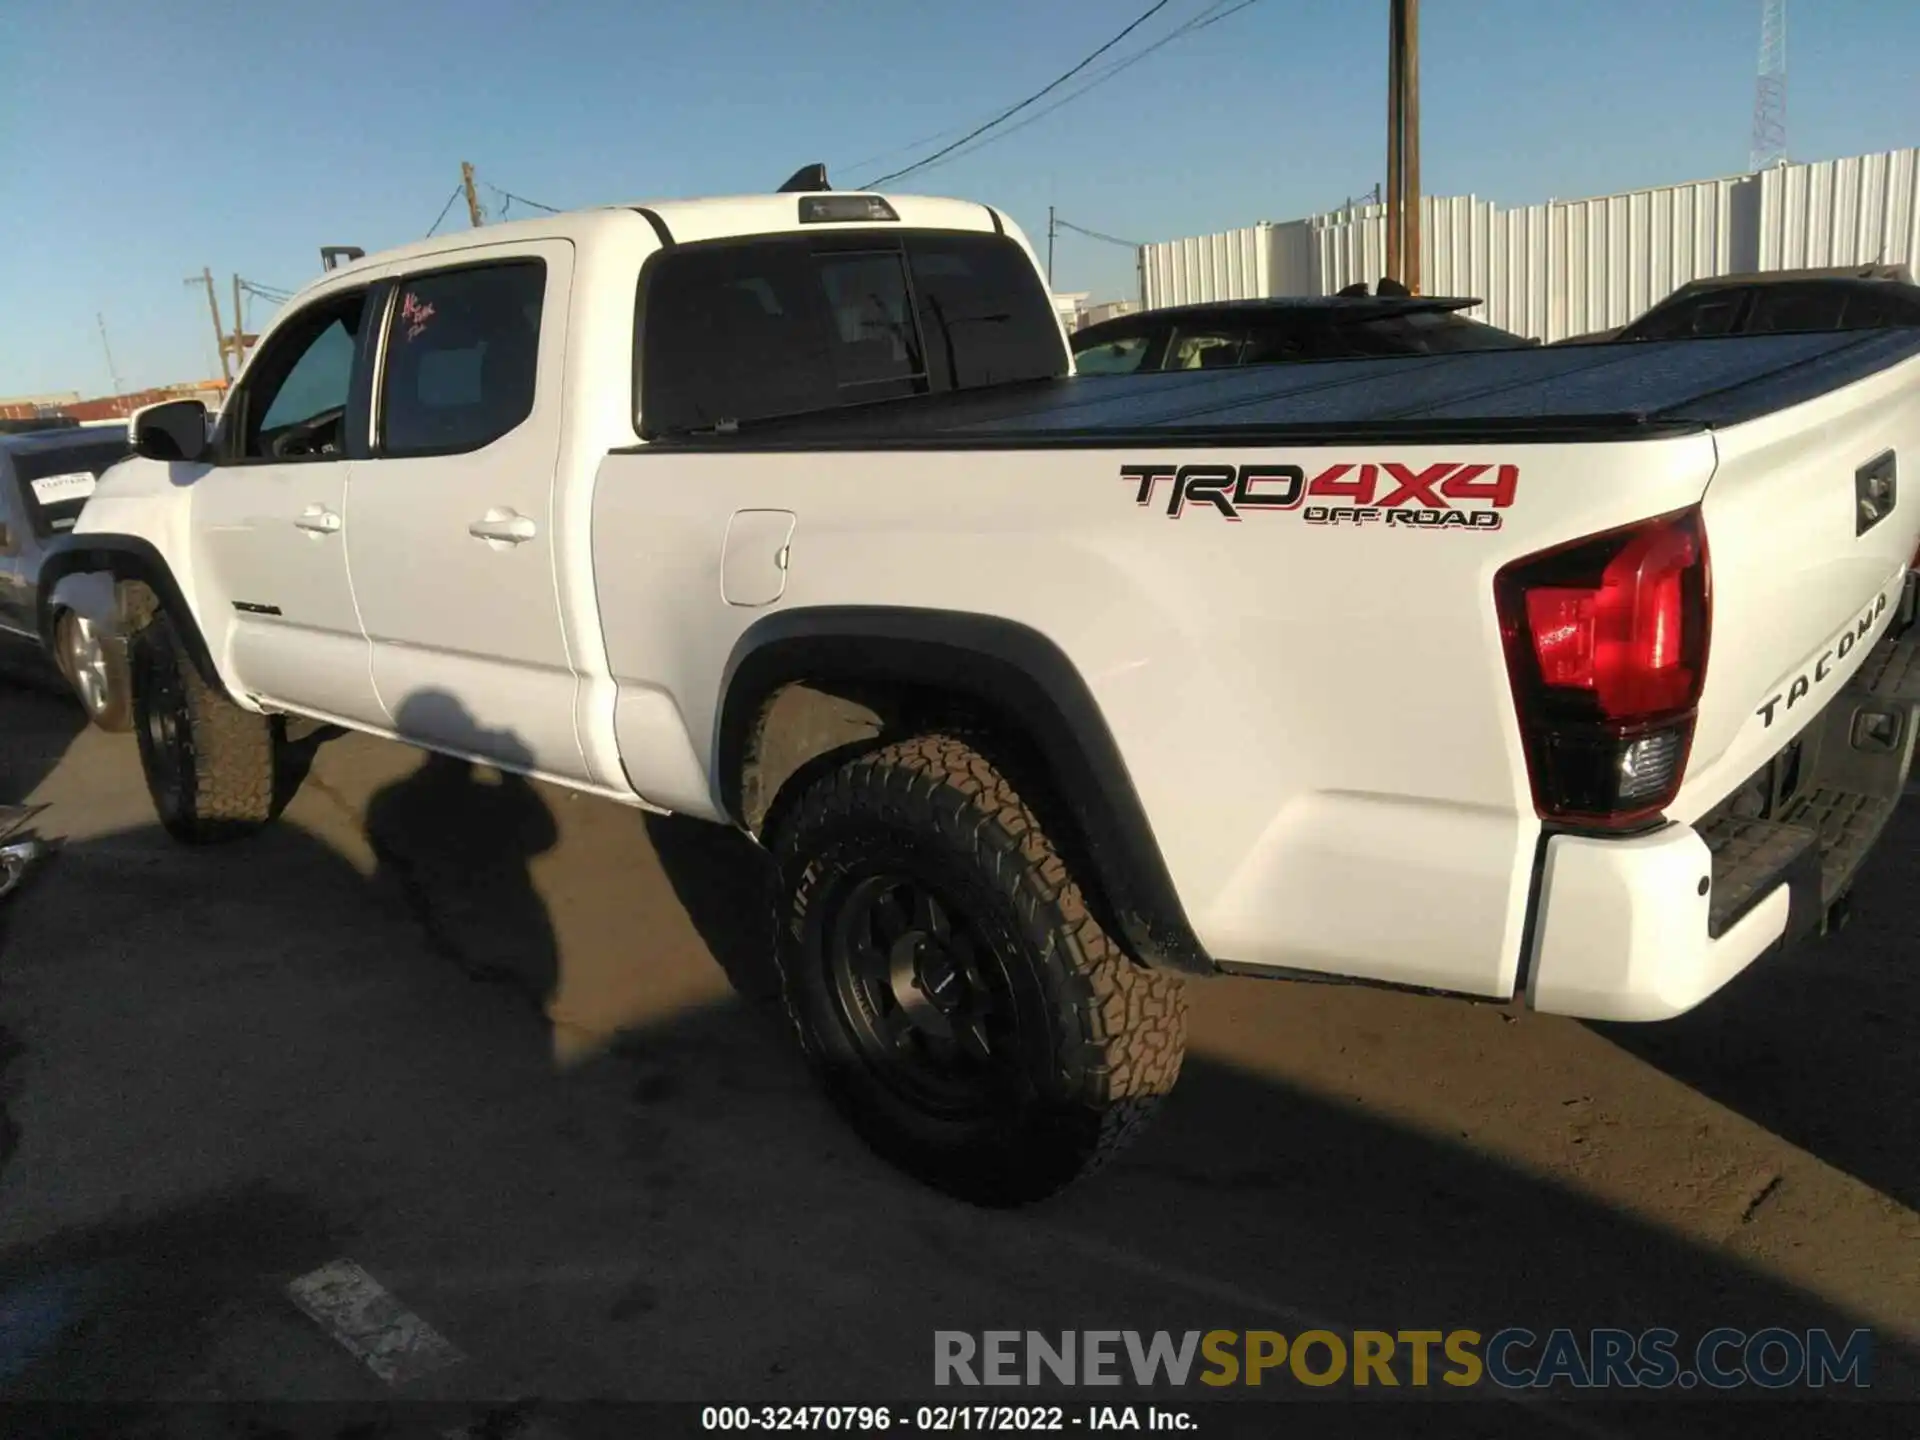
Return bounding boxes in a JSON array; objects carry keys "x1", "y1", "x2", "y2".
[
  {"x1": 643, "y1": 812, "x2": 779, "y2": 1004},
  {"x1": 1593, "y1": 799, "x2": 1920, "y2": 1213},
  {"x1": 0, "y1": 689, "x2": 1913, "y2": 1424},
  {"x1": 362, "y1": 694, "x2": 559, "y2": 1010},
  {"x1": 0, "y1": 683, "x2": 85, "y2": 1214},
  {"x1": 0, "y1": 682, "x2": 84, "y2": 808}
]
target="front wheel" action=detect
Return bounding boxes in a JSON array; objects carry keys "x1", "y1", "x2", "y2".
[
  {"x1": 54, "y1": 609, "x2": 132, "y2": 732},
  {"x1": 130, "y1": 610, "x2": 278, "y2": 844},
  {"x1": 771, "y1": 734, "x2": 1188, "y2": 1206}
]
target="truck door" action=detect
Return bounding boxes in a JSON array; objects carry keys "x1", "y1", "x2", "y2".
[
  {"x1": 345, "y1": 240, "x2": 586, "y2": 780},
  {"x1": 185, "y1": 276, "x2": 390, "y2": 728}
]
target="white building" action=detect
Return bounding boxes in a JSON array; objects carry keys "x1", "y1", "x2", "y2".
[
  {"x1": 1052, "y1": 293, "x2": 1142, "y2": 334},
  {"x1": 1139, "y1": 147, "x2": 1920, "y2": 344}
]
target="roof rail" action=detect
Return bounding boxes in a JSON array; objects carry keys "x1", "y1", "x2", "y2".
[{"x1": 320, "y1": 246, "x2": 365, "y2": 273}]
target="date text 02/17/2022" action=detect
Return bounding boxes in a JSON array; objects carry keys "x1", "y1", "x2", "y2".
[{"x1": 698, "y1": 1405, "x2": 1194, "y2": 1432}]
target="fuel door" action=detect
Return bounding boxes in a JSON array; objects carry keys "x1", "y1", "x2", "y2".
[{"x1": 721, "y1": 509, "x2": 797, "y2": 607}]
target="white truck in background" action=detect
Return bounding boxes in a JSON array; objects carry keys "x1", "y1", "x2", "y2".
[{"x1": 39, "y1": 172, "x2": 1920, "y2": 1204}]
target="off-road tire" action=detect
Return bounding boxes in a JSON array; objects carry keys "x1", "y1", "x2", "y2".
[
  {"x1": 130, "y1": 609, "x2": 277, "y2": 844},
  {"x1": 771, "y1": 734, "x2": 1187, "y2": 1205}
]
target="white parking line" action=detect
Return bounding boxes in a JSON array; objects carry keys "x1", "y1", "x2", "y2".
[{"x1": 287, "y1": 1258, "x2": 465, "y2": 1385}]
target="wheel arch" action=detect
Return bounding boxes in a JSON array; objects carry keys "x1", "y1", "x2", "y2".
[
  {"x1": 714, "y1": 606, "x2": 1214, "y2": 976},
  {"x1": 35, "y1": 533, "x2": 224, "y2": 695}
]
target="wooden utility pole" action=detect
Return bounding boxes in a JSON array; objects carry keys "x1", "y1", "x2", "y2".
[
  {"x1": 1386, "y1": 0, "x2": 1403, "y2": 286},
  {"x1": 1385, "y1": 0, "x2": 1422, "y2": 292},
  {"x1": 1046, "y1": 206, "x2": 1056, "y2": 287},
  {"x1": 1404, "y1": 0, "x2": 1421, "y2": 295},
  {"x1": 186, "y1": 268, "x2": 231, "y2": 384},
  {"x1": 461, "y1": 161, "x2": 484, "y2": 228}
]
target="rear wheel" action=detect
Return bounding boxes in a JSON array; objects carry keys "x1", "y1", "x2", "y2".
[
  {"x1": 130, "y1": 610, "x2": 277, "y2": 844},
  {"x1": 54, "y1": 609, "x2": 132, "y2": 732},
  {"x1": 771, "y1": 734, "x2": 1187, "y2": 1205}
]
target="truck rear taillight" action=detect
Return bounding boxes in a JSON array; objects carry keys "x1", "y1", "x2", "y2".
[{"x1": 1495, "y1": 508, "x2": 1711, "y2": 830}]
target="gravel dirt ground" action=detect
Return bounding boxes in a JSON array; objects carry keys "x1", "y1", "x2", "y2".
[{"x1": 0, "y1": 674, "x2": 1915, "y2": 1436}]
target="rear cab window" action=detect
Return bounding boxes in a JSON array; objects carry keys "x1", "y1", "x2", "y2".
[{"x1": 636, "y1": 230, "x2": 1066, "y2": 437}]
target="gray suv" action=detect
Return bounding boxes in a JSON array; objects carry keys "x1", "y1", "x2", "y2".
[{"x1": 0, "y1": 422, "x2": 135, "y2": 729}]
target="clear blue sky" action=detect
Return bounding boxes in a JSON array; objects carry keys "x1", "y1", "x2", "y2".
[{"x1": 2, "y1": 0, "x2": 1914, "y2": 396}]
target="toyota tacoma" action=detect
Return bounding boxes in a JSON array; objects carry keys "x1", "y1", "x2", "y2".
[{"x1": 40, "y1": 173, "x2": 1920, "y2": 1204}]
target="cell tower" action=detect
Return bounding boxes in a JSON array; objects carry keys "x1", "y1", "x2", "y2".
[{"x1": 1750, "y1": 0, "x2": 1788, "y2": 171}]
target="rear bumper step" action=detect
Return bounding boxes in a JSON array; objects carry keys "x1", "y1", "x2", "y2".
[{"x1": 1699, "y1": 593, "x2": 1920, "y2": 944}]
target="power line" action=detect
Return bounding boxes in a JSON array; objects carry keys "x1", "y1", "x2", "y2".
[
  {"x1": 838, "y1": 117, "x2": 999, "y2": 177},
  {"x1": 426, "y1": 184, "x2": 464, "y2": 237},
  {"x1": 860, "y1": 0, "x2": 1179, "y2": 189},
  {"x1": 485, "y1": 180, "x2": 562, "y2": 215},
  {"x1": 933, "y1": 0, "x2": 1255, "y2": 171},
  {"x1": 1054, "y1": 217, "x2": 1142, "y2": 249},
  {"x1": 239, "y1": 279, "x2": 294, "y2": 307},
  {"x1": 877, "y1": 0, "x2": 1259, "y2": 183}
]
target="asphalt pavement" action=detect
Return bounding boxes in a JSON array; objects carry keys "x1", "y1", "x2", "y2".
[{"x1": 0, "y1": 675, "x2": 1916, "y2": 1434}]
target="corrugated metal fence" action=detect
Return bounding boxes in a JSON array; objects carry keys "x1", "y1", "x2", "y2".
[{"x1": 1141, "y1": 148, "x2": 1920, "y2": 343}]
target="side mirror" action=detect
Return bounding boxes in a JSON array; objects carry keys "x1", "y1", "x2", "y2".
[{"x1": 129, "y1": 399, "x2": 209, "y2": 463}]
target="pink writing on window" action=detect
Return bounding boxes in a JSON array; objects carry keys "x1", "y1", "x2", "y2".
[{"x1": 400, "y1": 292, "x2": 436, "y2": 341}]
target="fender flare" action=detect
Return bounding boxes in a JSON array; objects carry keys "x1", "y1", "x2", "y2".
[
  {"x1": 714, "y1": 606, "x2": 1214, "y2": 975},
  {"x1": 35, "y1": 532, "x2": 225, "y2": 694}
]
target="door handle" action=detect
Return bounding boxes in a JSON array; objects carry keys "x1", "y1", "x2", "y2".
[
  {"x1": 295, "y1": 506, "x2": 341, "y2": 534},
  {"x1": 468, "y1": 510, "x2": 538, "y2": 545}
]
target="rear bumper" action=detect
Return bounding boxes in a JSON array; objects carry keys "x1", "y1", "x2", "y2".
[{"x1": 1526, "y1": 585, "x2": 1920, "y2": 1022}]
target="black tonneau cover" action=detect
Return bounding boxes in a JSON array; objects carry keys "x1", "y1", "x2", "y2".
[{"x1": 637, "y1": 328, "x2": 1920, "y2": 451}]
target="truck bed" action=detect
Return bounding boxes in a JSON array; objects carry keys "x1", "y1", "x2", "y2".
[{"x1": 636, "y1": 328, "x2": 1920, "y2": 450}]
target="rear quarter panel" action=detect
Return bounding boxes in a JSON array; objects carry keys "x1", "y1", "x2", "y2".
[{"x1": 590, "y1": 433, "x2": 1717, "y2": 994}]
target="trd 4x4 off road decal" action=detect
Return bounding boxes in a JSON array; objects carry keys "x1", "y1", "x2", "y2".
[{"x1": 1122, "y1": 462, "x2": 1518, "y2": 529}]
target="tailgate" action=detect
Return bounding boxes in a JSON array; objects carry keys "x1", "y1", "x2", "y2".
[{"x1": 1673, "y1": 346, "x2": 1920, "y2": 821}]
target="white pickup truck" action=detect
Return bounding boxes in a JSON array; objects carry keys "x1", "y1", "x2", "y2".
[{"x1": 41, "y1": 175, "x2": 1920, "y2": 1204}]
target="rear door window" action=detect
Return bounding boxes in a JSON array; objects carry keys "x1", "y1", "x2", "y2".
[
  {"x1": 380, "y1": 261, "x2": 546, "y2": 457},
  {"x1": 638, "y1": 231, "x2": 1066, "y2": 437}
]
